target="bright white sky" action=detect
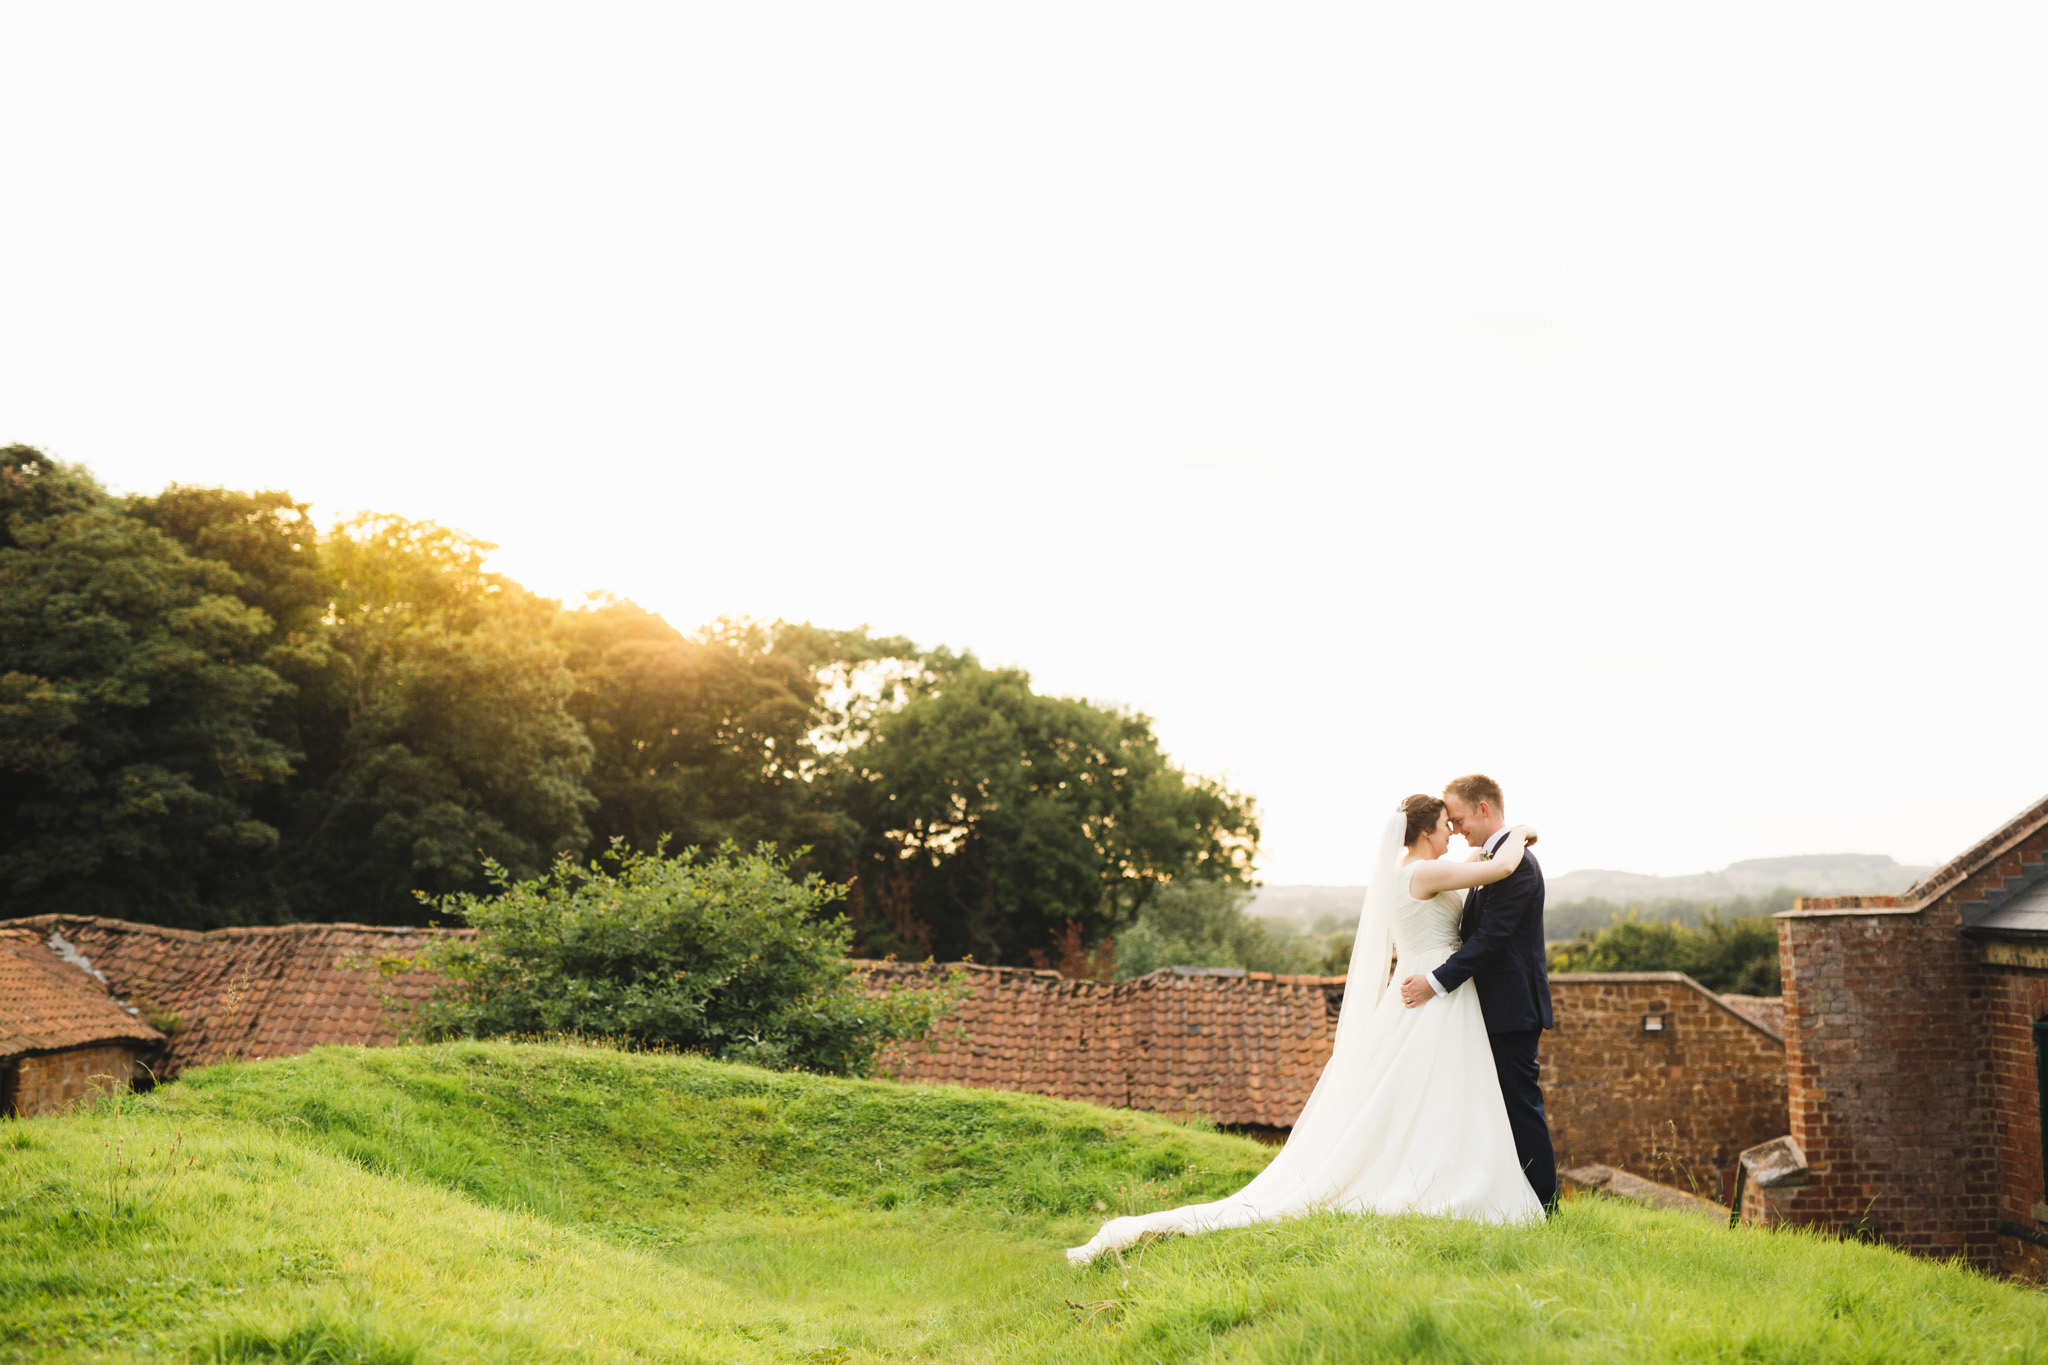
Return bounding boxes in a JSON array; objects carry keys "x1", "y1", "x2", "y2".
[{"x1": 4, "y1": 4, "x2": 2044, "y2": 884}]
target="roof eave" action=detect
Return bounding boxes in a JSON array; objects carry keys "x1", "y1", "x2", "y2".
[{"x1": 1899, "y1": 791, "x2": 2048, "y2": 907}]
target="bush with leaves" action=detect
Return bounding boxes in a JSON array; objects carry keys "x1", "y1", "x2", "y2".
[
  {"x1": 1546, "y1": 910, "x2": 1781, "y2": 995},
  {"x1": 411, "y1": 842, "x2": 953, "y2": 1075}
]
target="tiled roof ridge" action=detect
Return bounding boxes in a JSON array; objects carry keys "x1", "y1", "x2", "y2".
[
  {"x1": 850, "y1": 960, "x2": 1343, "y2": 996},
  {"x1": 851, "y1": 959, "x2": 1064, "y2": 981},
  {"x1": 0, "y1": 913, "x2": 474, "y2": 943}
]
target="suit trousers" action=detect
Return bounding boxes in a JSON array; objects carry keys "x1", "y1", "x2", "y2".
[{"x1": 1488, "y1": 1028, "x2": 1558, "y2": 1209}]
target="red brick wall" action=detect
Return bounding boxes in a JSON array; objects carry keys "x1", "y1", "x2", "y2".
[
  {"x1": 1740, "y1": 1170, "x2": 1782, "y2": 1227},
  {"x1": 10, "y1": 1044, "x2": 147, "y2": 1117},
  {"x1": 1769, "y1": 824, "x2": 2048, "y2": 1271},
  {"x1": 1545, "y1": 975, "x2": 1786, "y2": 1202},
  {"x1": 1981, "y1": 964, "x2": 2048, "y2": 1279}
]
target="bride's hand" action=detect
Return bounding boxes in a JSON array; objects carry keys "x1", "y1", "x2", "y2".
[{"x1": 1511, "y1": 824, "x2": 1538, "y2": 847}]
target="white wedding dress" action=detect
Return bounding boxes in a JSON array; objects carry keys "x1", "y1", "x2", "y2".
[{"x1": 1067, "y1": 815, "x2": 1543, "y2": 1265}]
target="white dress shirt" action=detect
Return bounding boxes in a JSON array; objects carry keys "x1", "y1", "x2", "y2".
[{"x1": 1426, "y1": 824, "x2": 1515, "y2": 996}]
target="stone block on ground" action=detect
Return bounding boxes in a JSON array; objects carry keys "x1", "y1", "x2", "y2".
[{"x1": 1561, "y1": 1163, "x2": 1729, "y2": 1220}]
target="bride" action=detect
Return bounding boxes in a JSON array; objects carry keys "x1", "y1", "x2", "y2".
[{"x1": 1066, "y1": 794, "x2": 1545, "y2": 1265}]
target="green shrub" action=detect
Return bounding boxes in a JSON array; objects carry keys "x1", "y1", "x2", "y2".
[
  {"x1": 411, "y1": 841, "x2": 952, "y2": 1075},
  {"x1": 1547, "y1": 910, "x2": 1780, "y2": 995}
]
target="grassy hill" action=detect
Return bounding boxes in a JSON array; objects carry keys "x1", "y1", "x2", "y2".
[{"x1": 4, "y1": 1043, "x2": 2044, "y2": 1363}]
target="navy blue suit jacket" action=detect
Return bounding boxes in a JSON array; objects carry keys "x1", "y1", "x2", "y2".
[{"x1": 1431, "y1": 847, "x2": 1553, "y2": 1033}]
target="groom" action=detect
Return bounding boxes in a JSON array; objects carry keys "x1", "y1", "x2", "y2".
[{"x1": 1397, "y1": 773, "x2": 1558, "y2": 1210}]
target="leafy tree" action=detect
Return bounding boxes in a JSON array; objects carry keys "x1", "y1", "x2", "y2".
[
  {"x1": 1546, "y1": 910, "x2": 1782, "y2": 995},
  {"x1": 0, "y1": 448, "x2": 296, "y2": 925},
  {"x1": 126, "y1": 486, "x2": 327, "y2": 640},
  {"x1": 839, "y1": 654, "x2": 1259, "y2": 965},
  {"x1": 284, "y1": 514, "x2": 595, "y2": 922},
  {"x1": 3, "y1": 449, "x2": 1265, "y2": 950},
  {"x1": 558, "y1": 603, "x2": 842, "y2": 864},
  {"x1": 1113, "y1": 879, "x2": 1323, "y2": 979},
  {"x1": 126, "y1": 486, "x2": 340, "y2": 866},
  {"x1": 411, "y1": 842, "x2": 953, "y2": 1075}
]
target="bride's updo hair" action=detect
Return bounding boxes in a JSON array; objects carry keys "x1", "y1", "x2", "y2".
[{"x1": 1400, "y1": 794, "x2": 1446, "y2": 846}]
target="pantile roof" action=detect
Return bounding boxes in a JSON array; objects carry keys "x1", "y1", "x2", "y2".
[
  {"x1": 862, "y1": 961, "x2": 1787, "y2": 1127},
  {"x1": 858, "y1": 961, "x2": 1343, "y2": 1128},
  {"x1": 3, "y1": 918, "x2": 1789, "y2": 1129},
  {"x1": 0, "y1": 929, "x2": 163, "y2": 1059},
  {"x1": 0, "y1": 915, "x2": 466, "y2": 1074}
]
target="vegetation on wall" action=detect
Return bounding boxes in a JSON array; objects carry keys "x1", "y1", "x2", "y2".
[{"x1": 0, "y1": 446, "x2": 1256, "y2": 963}]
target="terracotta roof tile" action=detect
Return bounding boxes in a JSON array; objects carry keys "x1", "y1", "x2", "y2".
[
  {"x1": 0, "y1": 929, "x2": 163, "y2": 1058},
  {"x1": 0, "y1": 915, "x2": 469, "y2": 1074},
  {"x1": 857, "y1": 961, "x2": 1341, "y2": 1129}
]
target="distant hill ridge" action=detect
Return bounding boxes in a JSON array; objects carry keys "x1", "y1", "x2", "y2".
[
  {"x1": 1544, "y1": 854, "x2": 1932, "y2": 906},
  {"x1": 1251, "y1": 853, "x2": 1932, "y2": 927}
]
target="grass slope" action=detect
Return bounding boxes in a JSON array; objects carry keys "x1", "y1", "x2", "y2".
[{"x1": 2, "y1": 1041, "x2": 2043, "y2": 1363}]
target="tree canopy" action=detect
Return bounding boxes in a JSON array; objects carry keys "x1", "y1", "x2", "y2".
[
  {"x1": 0, "y1": 447, "x2": 1259, "y2": 962},
  {"x1": 837, "y1": 654, "x2": 1259, "y2": 965},
  {"x1": 0, "y1": 449, "x2": 295, "y2": 924}
]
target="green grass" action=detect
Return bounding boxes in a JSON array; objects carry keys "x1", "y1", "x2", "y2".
[{"x1": 2, "y1": 1041, "x2": 2043, "y2": 1362}]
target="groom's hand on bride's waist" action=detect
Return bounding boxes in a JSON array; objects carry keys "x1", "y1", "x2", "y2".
[{"x1": 1398, "y1": 974, "x2": 1435, "y2": 1008}]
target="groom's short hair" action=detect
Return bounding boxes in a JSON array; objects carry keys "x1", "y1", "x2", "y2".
[{"x1": 1444, "y1": 773, "x2": 1504, "y2": 813}]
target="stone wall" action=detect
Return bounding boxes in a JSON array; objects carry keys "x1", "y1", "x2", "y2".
[
  {"x1": 9, "y1": 1043, "x2": 148, "y2": 1117},
  {"x1": 1545, "y1": 974, "x2": 1787, "y2": 1202}
]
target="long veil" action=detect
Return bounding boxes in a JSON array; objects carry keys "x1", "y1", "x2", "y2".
[
  {"x1": 1346, "y1": 809, "x2": 1410, "y2": 1016},
  {"x1": 1279, "y1": 808, "x2": 1408, "y2": 1138}
]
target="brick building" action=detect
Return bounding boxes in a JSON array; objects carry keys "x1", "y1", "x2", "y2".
[
  {"x1": 1, "y1": 928, "x2": 163, "y2": 1115},
  {"x1": 1739, "y1": 794, "x2": 2048, "y2": 1276},
  {"x1": 0, "y1": 915, "x2": 464, "y2": 1077},
  {"x1": 864, "y1": 960, "x2": 1787, "y2": 1185}
]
